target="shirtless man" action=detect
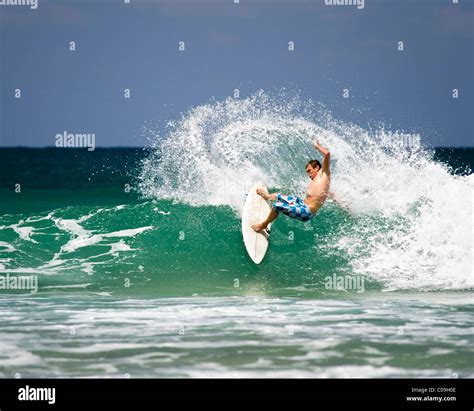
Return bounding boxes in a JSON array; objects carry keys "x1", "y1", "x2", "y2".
[{"x1": 251, "y1": 140, "x2": 331, "y2": 233}]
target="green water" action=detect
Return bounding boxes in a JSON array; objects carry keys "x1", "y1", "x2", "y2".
[{"x1": 0, "y1": 144, "x2": 472, "y2": 377}]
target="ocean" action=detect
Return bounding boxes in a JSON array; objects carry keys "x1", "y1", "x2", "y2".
[{"x1": 0, "y1": 95, "x2": 473, "y2": 378}]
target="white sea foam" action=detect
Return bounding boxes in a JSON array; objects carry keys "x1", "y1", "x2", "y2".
[
  {"x1": 10, "y1": 223, "x2": 38, "y2": 243},
  {"x1": 0, "y1": 241, "x2": 16, "y2": 253},
  {"x1": 1, "y1": 296, "x2": 470, "y2": 377},
  {"x1": 60, "y1": 226, "x2": 153, "y2": 253},
  {"x1": 0, "y1": 206, "x2": 153, "y2": 275}
]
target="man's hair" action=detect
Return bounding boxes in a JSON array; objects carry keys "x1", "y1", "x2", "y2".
[{"x1": 306, "y1": 159, "x2": 321, "y2": 170}]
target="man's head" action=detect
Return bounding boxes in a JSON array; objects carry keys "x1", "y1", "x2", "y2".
[{"x1": 305, "y1": 160, "x2": 321, "y2": 180}]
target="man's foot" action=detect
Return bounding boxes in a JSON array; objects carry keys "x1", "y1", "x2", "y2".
[
  {"x1": 251, "y1": 222, "x2": 267, "y2": 233},
  {"x1": 256, "y1": 187, "x2": 268, "y2": 200}
]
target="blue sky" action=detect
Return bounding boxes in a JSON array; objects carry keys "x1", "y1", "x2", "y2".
[{"x1": 0, "y1": 0, "x2": 473, "y2": 147}]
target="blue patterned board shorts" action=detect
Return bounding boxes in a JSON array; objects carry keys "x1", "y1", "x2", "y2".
[{"x1": 273, "y1": 193, "x2": 314, "y2": 222}]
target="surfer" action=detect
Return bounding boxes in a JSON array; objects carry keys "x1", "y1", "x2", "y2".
[{"x1": 251, "y1": 140, "x2": 331, "y2": 233}]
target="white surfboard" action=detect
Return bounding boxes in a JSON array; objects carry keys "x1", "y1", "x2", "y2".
[{"x1": 242, "y1": 183, "x2": 271, "y2": 264}]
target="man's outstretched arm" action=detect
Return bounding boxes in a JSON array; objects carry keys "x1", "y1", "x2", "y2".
[{"x1": 314, "y1": 140, "x2": 330, "y2": 175}]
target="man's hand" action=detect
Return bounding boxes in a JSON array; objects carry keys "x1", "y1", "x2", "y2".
[
  {"x1": 313, "y1": 140, "x2": 331, "y2": 175},
  {"x1": 314, "y1": 140, "x2": 329, "y2": 155}
]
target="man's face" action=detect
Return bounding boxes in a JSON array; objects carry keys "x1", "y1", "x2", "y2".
[{"x1": 306, "y1": 165, "x2": 319, "y2": 180}]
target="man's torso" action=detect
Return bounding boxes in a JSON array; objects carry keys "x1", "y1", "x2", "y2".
[{"x1": 305, "y1": 171, "x2": 330, "y2": 214}]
